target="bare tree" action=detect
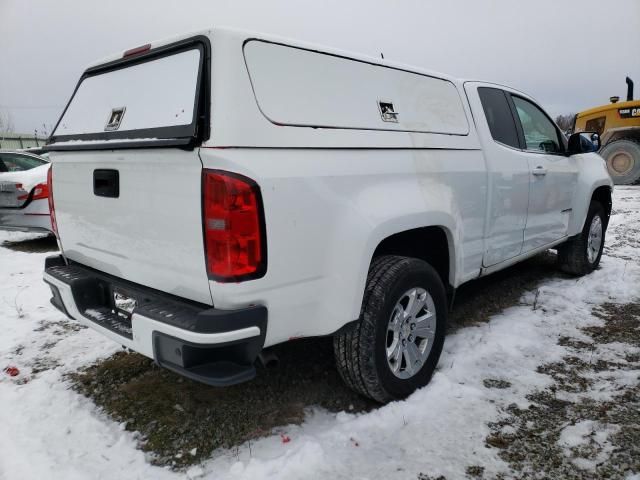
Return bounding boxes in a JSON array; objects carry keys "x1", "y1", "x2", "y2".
[
  {"x1": 0, "y1": 110, "x2": 15, "y2": 134},
  {"x1": 555, "y1": 113, "x2": 576, "y2": 133}
]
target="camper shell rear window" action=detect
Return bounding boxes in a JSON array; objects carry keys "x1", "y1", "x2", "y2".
[{"x1": 48, "y1": 36, "x2": 210, "y2": 151}]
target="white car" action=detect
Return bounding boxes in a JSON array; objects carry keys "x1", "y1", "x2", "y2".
[
  {"x1": 0, "y1": 150, "x2": 52, "y2": 233},
  {"x1": 43, "y1": 27, "x2": 612, "y2": 403}
]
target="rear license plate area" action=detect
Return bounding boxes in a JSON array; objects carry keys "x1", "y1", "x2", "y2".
[{"x1": 112, "y1": 288, "x2": 137, "y2": 320}]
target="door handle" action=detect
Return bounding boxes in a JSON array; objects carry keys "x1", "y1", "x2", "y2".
[{"x1": 532, "y1": 166, "x2": 547, "y2": 176}]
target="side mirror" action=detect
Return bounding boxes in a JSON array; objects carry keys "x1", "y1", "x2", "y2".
[{"x1": 568, "y1": 131, "x2": 601, "y2": 155}]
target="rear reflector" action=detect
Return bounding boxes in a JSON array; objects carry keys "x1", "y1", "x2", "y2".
[
  {"x1": 123, "y1": 43, "x2": 151, "y2": 58},
  {"x1": 202, "y1": 170, "x2": 266, "y2": 282},
  {"x1": 47, "y1": 167, "x2": 58, "y2": 236}
]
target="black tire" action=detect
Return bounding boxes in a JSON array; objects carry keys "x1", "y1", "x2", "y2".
[
  {"x1": 600, "y1": 138, "x2": 640, "y2": 185},
  {"x1": 558, "y1": 202, "x2": 606, "y2": 276},
  {"x1": 333, "y1": 255, "x2": 447, "y2": 403}
]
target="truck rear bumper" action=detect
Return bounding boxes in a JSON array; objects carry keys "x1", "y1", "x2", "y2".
[{"x1": 43, "y1": 255, "x2": 267, "y2": 386}]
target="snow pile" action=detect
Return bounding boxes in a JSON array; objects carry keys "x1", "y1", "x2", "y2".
[{"x1": 558, "y1": 421, "x2": 620, "y2": 470}]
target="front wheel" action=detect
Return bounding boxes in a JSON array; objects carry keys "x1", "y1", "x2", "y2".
[
  {"x1": 558, "y1": 201, "x2": 606, "y2": 276},
  {"x1": 334, "y1": 255, "x2": 447, "y2": 403}
]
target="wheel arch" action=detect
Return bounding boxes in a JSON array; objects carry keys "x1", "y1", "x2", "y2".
[
  {"x1": 567, "y1": 152, "x2": 614, "y2": 237},
  {"x1": 602, "y1": 127, "x2": 640, "y2": 146},
  {"x1": 371, "y1": 225, "x2": 455, "y2": 292},
  {"x1": 348, "y1": 218, "x2": 458, "y2": 323},
  {"x1": 591, "y1": 185, "x2": 613, "y2": 228}
]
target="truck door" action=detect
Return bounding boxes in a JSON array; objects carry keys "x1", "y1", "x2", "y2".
[
  {"x1": 508, "y1": 95, "x2": 579, "y2": 251},
  {"x1": 466, "y1": 84, "x2": 529, "y2": 267}
]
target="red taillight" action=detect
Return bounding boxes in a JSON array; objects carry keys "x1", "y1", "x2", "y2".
[
  {"x1": 18, "y1": 182, "x2": 51, "y2": 200},
  {"x1": 47, "y1": 167, "x2": 58, "y2": 236},
  {"x1": 202, "y1": 170, "x2": 266, "y2": 282}
]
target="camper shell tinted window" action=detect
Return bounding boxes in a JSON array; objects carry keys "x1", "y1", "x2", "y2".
[{"x1": 49, "y1": 36, "x2": 210, "y2": 150}]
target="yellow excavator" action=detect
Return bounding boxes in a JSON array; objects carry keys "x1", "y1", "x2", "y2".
[{"x1": 573, "y1": 77, "x2": 640, "y2": 184}]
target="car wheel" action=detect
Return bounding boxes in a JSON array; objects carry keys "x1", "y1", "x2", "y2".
[
  {"x1": 334, "y1": 255, "x2": 447, "y2": 403},
  {"x1": 558, "y1": 201, "x2": 606, "y2": 276}
]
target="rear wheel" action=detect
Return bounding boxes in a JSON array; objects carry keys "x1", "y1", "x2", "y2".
[
  {"x1": 333, "y1": 255, "x2": 447, "y2": 403},
  {"x1": 600, "y1": 138, "x2": 640, "y2": 185},
  {"x1": 558, "y1": 201, "x2": 606, "y2": 276}
]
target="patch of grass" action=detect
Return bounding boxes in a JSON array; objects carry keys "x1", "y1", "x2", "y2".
[
  {"x1": 449, "y1": 252, "x2": 560, "y2": 330},
  {"x1": 1, "y1": 234, "x2": 57, "y2": 253},
  {"x1": 30, "y1": 357, "x2": 61, "y2": 374},
  {"x1": 466, "y1": 465, "x2": 485, "y2": 478},
  {"x1": 536, "y1": 357, "x2": 594, "y2": 393},
  {"x1": 34, "y1": 319, "x2": 85, "y2": 334},
  {"x1": 557, "y1": 337, "x2": 592, "y2": 350},
  {"x1": 483, "y1": 379, "x2": 512, "y2": 390},
  {"x1": 70, "y1": 338, "x2": 374, "y2": 468},
  {"x1": 589, "y1": 303, "x2": 640, "y2": 346}
]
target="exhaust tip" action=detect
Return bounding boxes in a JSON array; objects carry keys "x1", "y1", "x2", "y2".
[{"x1": 257, "y1": 350, "x2": 279, "y2": 369}]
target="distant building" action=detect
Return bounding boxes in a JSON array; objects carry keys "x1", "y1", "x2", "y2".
[{"x1": 0, "y1": 133, "x2": 48, "y2": 150}]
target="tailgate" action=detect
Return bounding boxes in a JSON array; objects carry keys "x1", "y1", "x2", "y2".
[
  {"x1": 47, "y1": 36, "x2": 212, "y2": 304},
  {"x1": 48, "y1": 37, "x2": 212, "y2": 305},
  {"x1": 51, "y1": 149, "x2": 212, "y2": 305}
]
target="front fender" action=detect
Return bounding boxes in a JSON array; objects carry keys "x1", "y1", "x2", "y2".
[{"x1": 568, "y1": 152, "x2": 613, "y2": 236}]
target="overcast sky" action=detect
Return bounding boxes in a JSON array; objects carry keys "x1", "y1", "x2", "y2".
[{"x1": 1, "y1": 0, "x2": 639, "y2": 135}]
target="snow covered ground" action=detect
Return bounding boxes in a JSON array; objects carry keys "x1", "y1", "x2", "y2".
[{"x1": 1, "y1": 187, "x2": 639, "y2": 480}]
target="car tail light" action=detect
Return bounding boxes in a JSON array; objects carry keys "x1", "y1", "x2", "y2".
[
  {"x1": 202, "y1": 170, "x2": 266, "y2": 282},
  {"x1": 20, "y1": 182, "x2": 49, "y2": 201},
  {"x1": 47, "y1": 167, "x2": 58, "y2": 236}
]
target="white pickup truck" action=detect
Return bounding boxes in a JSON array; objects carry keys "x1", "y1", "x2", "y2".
[{"x1": 43, "y1": 27, "x2": 613, "y2": 403}]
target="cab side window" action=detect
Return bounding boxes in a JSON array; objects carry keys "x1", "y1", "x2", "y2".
[
  {"x1": 512, "y1": 97, "x2": 563, "y2": 154},
  {"x1": 478, "y1": 87, "x2": 520, "y2": 149},
  {"x1": 585, "y1": 116, "x2": 606, "y2": 135}
]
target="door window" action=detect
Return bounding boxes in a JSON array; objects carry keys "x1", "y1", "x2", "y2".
[
  {"x1": 512, "y1": 97, "x2": 563, "y2": 154},
  {"x1": 478, "y1": 87, "x2": 520, "y2": 149}
]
